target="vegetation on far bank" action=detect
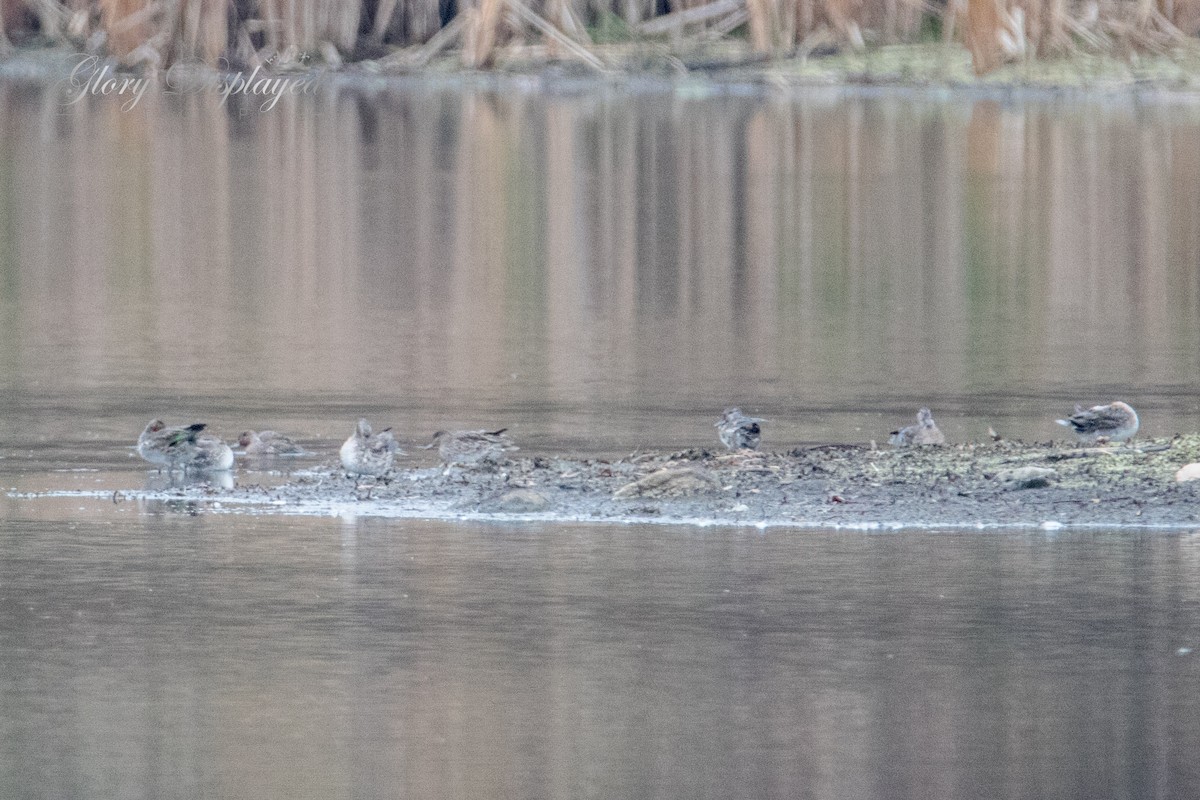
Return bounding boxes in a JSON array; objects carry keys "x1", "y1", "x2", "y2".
[{"x1": 1, "y1": 0, "x2": 1200, "y2": 84}]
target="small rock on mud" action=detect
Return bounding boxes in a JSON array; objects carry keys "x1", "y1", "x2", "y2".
[
  {"x1": 491, "y1": 488, "x2": 552, "y2": 512},
  {"x1": 994, "y1": 466, "x2": 1056, "y2": 490}
]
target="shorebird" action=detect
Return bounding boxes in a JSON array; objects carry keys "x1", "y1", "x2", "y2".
[
  {"x1": 1056, "y1": 401, "x2": 1140, "y2": 443},
  {"x1": 715, "y1": 408, "x2": 765, "y2": 451},
  {"x1": 422, "y1": 428, "x2": 518, "y2": 467},
  {"x1": 889, "y1": 408, "x2": 946, "y2": 447},
  {"x1": 237, "y1": 430, "x2": 305, "y2": 456},
  {"x1": 340, "y1": 419, "x2": 401, "y2": 481}
]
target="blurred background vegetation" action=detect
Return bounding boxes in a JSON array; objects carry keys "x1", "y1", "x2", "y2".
[{"x1": 0, "y1": 0, "x2": 1198, "y2": 77}]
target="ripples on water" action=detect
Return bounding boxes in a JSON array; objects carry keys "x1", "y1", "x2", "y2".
[{"x1": 3, "y1": 77, "x2": 1200, "y2": 798}]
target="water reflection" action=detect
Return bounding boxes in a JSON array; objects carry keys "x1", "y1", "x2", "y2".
[
  {"x1": 2, "y1": 83, "x2": 1200, "y2": 455},
  {"x1": 2, "y1": 516, "x2": 1199, "y2": 798},
  {"x1": 141, "y1": 469, "x2": 234, "y2": 491}
]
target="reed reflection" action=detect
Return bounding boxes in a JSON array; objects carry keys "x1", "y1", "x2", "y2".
[{"x1": 1, "y1": 83, "x2": 1198, "y2": 448}]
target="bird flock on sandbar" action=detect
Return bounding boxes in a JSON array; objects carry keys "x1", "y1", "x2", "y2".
[{"x1": 135, "y1": 400, "x2": 1141, "y2": 489}]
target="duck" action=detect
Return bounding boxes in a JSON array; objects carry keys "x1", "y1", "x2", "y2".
[
  {"x1": 137, "y1": 419, "x2": 205, "y2": 468},
  {"x1": 237, "y1": 430, "x2": 305, "y2": 456},
  {"x1": 889, "y1": 408, "x2": 946, "y2": 447},
  {"x1": 1056, "y1": 401, "x2": 1139, "y2": 443},
  {"x1": 340, "y1": 419, "x2": 401, "y2": 479},
  {"x1": 174, "y1": 432, "x2": 235, "y2": 472},
  {"x1": 422, "y1": 428, "x2": 518, "y2": 466},
  {"x1": 715, "y1": 408, "x2": 765, "y2": 451},
  {"x1": 137, "y1": 420, "x2": 234, "y2": 472}
]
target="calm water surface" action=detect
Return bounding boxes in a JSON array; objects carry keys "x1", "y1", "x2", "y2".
[
  {"x1": 3, "y1": 506, "x2": 1200, "y2": 799},
  {"x1": 3, "y1": 74, "x2": 1200, "y2": 798}
]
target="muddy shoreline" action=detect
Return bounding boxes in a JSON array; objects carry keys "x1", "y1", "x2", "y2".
[
  {"x1": 7, "y1": 44, "x2": 1200, "y2": 102},
  {"x1": 50, "y1": 434, "x2": 1200, "y2": 530}
]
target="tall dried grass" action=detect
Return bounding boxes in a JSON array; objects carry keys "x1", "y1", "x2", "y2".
[{"x1": 0, "y1": 0, "x2": 1197, "y2": 74}]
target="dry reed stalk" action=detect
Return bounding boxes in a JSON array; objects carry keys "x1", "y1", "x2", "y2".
[
  {"x1": 1093, "y1": 0, "x2": 1187, "y2": 53},
  {"x1": 409, "y1": 0, "x2": 444, "y2": 42},
  {"x1": 100, "y1": 0, "x2": 154, "y2": 58},
  {"x1": 369, "y1": 0, "x2": 397, "y2": 42},
  {"x1": 266, "y1": 0, "x2": 302, "y2": 56},
  {"x1": 1023, "y1": 0, "x2": 1041, "y2": 52},
  {"x1": 543, "y1": 0, "x2": 565, "y2": 57},
  {"x1": 796, "y1": 22, "x2": 835, "y2": 52},
  {"x1": 777, "y1": 0, "x2": 794, "y2": 43},
  {"x1": 252, "y1": 0, "x2": 358, "y2": 60},
  {"x1": 997, "y1": 6, "x2": 1026, "y2": 55},
  {"x1": 233, "y1": 21, "x2": 260, "y2": 65},
  {"x1": 460, "y1": 7, "x2": 481, "y2": 64},
  {"x1": 1172, "y1": 0, "x2": 1200, "y2": 34},
  {"x1": 63, "y1": 0, "x2": 91, "y2": 36},
  {"x1": 1040, "y1": 0, "x2": 1078, "y2": 55},
  {"x1": 105, "y1": 0, "x2": 161, "y2": 37},
  {"x1": 0, "y1": 0, "x2": 44, "y2": 47},
  {"x1": 635, "y1": 0, "x2": 741, "y2": 35},
  {"x1": 381, "y1": 11, "x2": 465, "y2": 65},
  {"x1": 793, "y1": 0, "x2": 813, "y2": 40},
  {"x1": 463, "y1": 0, "x2": 504, "y2": 67},
  {"x1": 505, "y1": 0, "x2": 603, "y2": 68},
  {"x1": 1044, "y1": 0, "x2": 1067, "y2": 52},
  {"x1": 561, "y1": 3, "x2": 590, "y2": 42},
  {"x1": 0, "y1": 0, "x2": 12, "y2": 49},
  {"x1": 942, "y1": 0, "x2": 959, "y2": 41},
  {"x1": 256, "y1": 0, "x2": 278, "y2": 53},
  {"x1": 290, "y1": 0, "x2": 310, "y2": 52},
  {"x1": 1136, "y1": 0, "x2": 1156, "y2": 26},
  {"x1": 1156, "y1": 6, "x2": 1192, "y2": 37},
  {"x1": 964, "y1": 0, "x2": 1004, "y2": 73},
  {"x1": 745, "y1": 0, "x2": 778, "y2": 50},
  {"x1": 25, "y1": 0, "x2": 72, "y2": 39},
  {"x1": 321, "y1": 0, "x2": 359, "y2": 50},
  {"x1": 191, "y1": 0, "x2": 227, "y2": 65},
  {"x1": 3, "y1": 0, "x2": 1199, "y2": 71},
  {"x1": 898, "y1": 0, "x2": 921, "y2": 39},
  {"x1": 701, "y1": 6, "x2": 748, "y2": 38},
  {"x1": 822, "y1": 0, "x2": 865, "y2": 48}
]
